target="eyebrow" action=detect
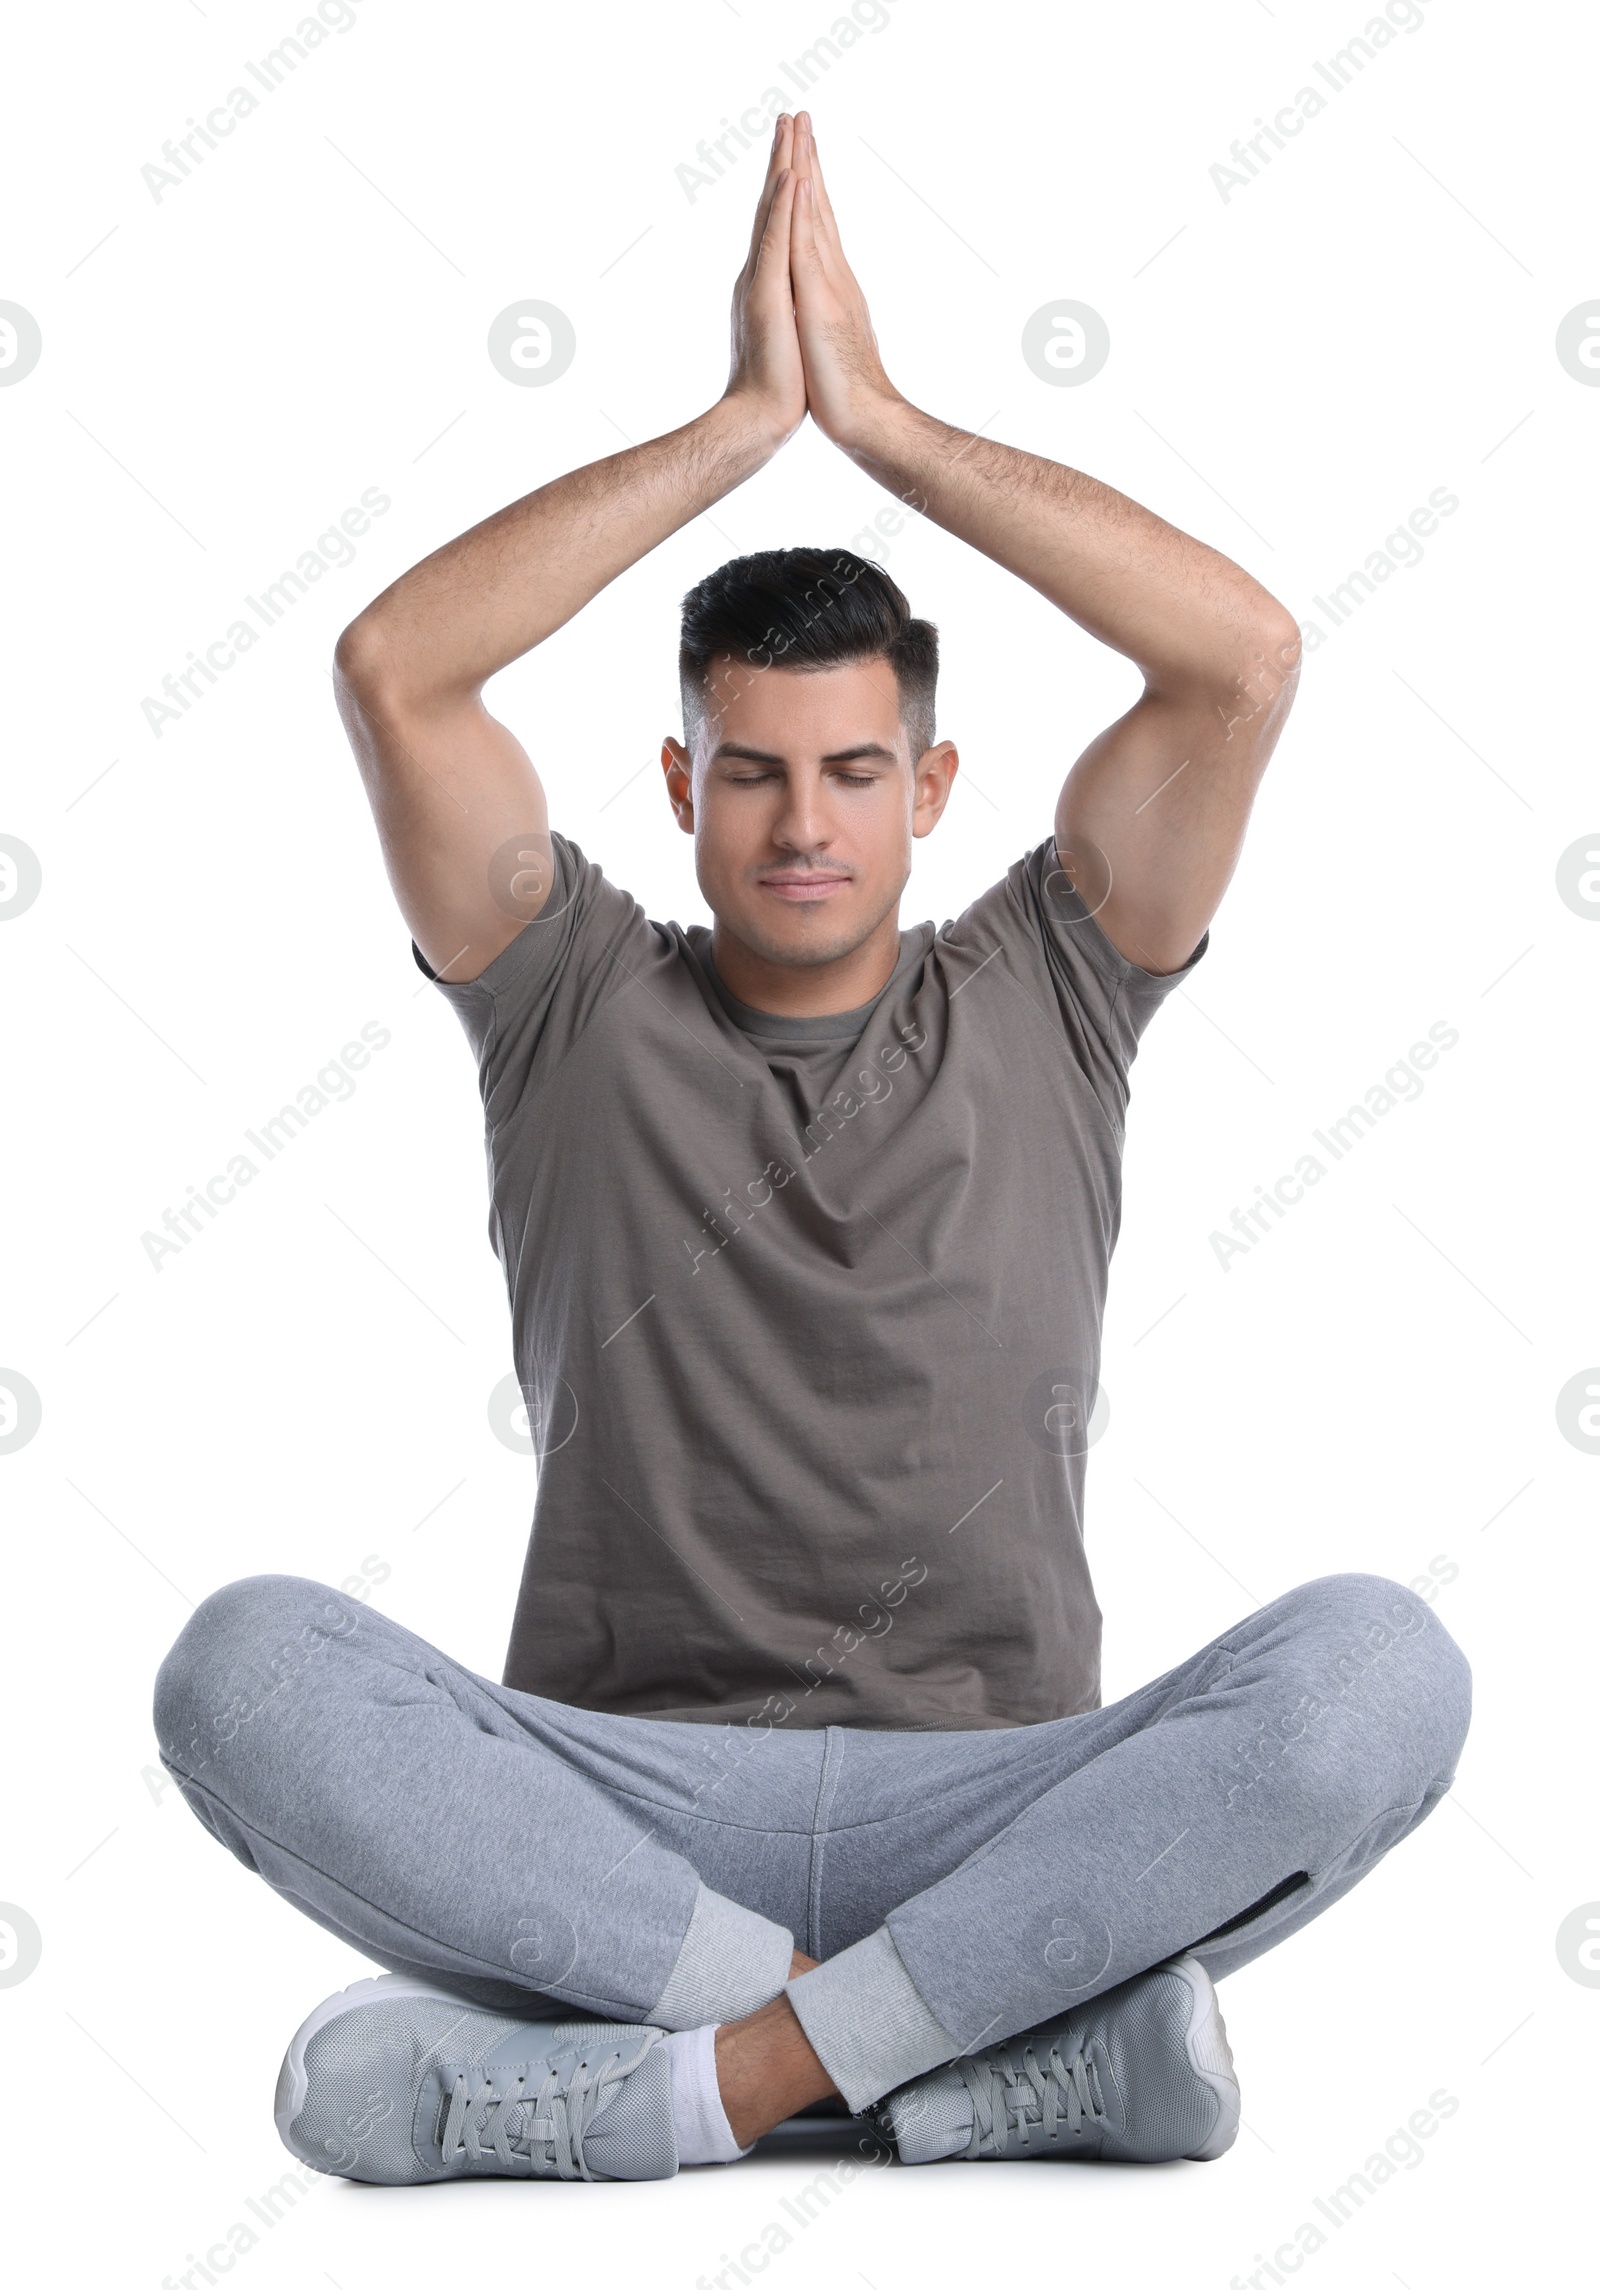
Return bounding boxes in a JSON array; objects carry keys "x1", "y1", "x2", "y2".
[{"x1": 710, "y1": 741, "x2": 900, "y2": 766}]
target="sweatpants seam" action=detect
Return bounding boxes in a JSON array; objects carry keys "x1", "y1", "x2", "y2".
[
  {"x1": 554, "y1": 1777, "x2": 816, "y2": 1835},
  {"x1": 791, "y1": 1789, "x2": 1064, "y2": 1840},
  {"x1": 159, "y1": 1758, "x2": 672, "y2": 2013},
  {"x1": 805, "y1": 1728, "x2": 847, "y2": 1960}
]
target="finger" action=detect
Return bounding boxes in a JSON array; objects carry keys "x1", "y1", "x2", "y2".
[
  {"x1": 753, "y1": 165, "x2": 798, "y2": 288},
  {"x1": 791, "y1": 108, "x2": 814, "y2": 192},
  {"x1": 794, "y1": 112, "x2": 841, "y2": 248},
  {"x1": 789, "y1": 171, "x2": 827, "y2": 283},
  {"x1": 740, "y1": 125, "x2": 784, "y2": 274},
  {"x1": 742, "y1": 113, "x2": 795, "y2": 272}
]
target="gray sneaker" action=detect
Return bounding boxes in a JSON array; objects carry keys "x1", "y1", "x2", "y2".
[
  {"x1": 872, "y1": 1953, "x2": 1239, "y2": 2165},
  {"x1": 275, "y1": 1975, "x2": 678, "y2": 2184}
]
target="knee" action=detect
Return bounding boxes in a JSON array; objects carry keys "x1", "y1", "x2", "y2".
[
  {"x1": 1235, "y1": 1573, "x2": 1471, "y2": 1826},
  {"x1": 152, "y1": 1573, "x2": 359, "y2": 1779},
  {"x1": 1401, "y1": 1590, "x2": 1472, "y2": 1780},
  {"x1": 1299, "y1": 1570, "x2": 1470, "y2": 1784}
]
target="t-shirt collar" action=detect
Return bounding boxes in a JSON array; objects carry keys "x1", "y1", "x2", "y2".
[{"x1": 698, "y1": 930, "x2": 923, "y2": 1043}]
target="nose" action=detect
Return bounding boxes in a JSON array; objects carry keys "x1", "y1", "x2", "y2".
[{"x1": 771, "y1": 767, "x2": 832, "y2": 855}]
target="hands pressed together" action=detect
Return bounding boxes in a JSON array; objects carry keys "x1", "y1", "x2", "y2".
[
  {"x1": 336, "y1": 104, "x2": 1299, "y2": 996},
  {"x1": 724, "y1": 111, "x2": 903, "y2": 455}
]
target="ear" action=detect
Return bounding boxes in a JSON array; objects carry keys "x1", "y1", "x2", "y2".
[
  {"x1": 911, "y1": 739, "x2": 959, "y2": 839},
  {"x1": 662, "y1": 737, "x2": 695, "y2": 833}
]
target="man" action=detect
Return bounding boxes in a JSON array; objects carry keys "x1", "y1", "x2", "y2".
[{"x1": 153, "y1": 114, "x2": 1469, "y2": 2184}]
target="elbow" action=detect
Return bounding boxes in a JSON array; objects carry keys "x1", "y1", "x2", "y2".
[
  {"x1": 1250, "y1": 600, "x2": 1304, "y2": 685},
  {"x1": 332, "y1": 611, "x2": 393, "y2": 708},
  {"x1": 1260, "y1": 603, "x2": 1303, "y2": 676},
  {"x1": 333, "y1": 610, "x2": 478, "y2": 725},
  {"x1": 1190, "y1": 604, "x2": 1301, "y2": 762},
  {"x1": 331, "y1": 613, "x2": 416, "y2": 776},
  {"x1": 1220, "y1": 601, "x2": 1302, "y2": 742},
  {"x1": 1174, "y1": 604, "x2": 1303, "y2": 725},
  {"x1": 1259, "y1": 606, "x2": 1303, "y2": 740}
]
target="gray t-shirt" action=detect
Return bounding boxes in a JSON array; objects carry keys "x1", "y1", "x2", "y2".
[{"x1": 418, "y1": 835, "x2": 1203, "y2": 1729}]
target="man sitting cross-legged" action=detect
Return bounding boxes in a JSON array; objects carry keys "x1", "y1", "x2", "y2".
[{"x1": 153, "y1": 112, "x2": 1470, "y2": 2184}]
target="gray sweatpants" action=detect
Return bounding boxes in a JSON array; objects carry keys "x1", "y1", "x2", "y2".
[{"x1": 152, "y1": 1571, "x2": 1470, "y2": 2112}]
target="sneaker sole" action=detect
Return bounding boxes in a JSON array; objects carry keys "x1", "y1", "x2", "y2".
[{"x1": 1165, "y1": 1954, "x2": 1240, "y2": 2161}]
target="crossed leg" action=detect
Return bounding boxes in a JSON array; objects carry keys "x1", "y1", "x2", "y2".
[{"x1": 152, "y1": 1571, "x2": 1470, "y2": 2138}]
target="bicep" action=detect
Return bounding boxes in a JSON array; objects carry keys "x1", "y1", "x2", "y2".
[
  {"x1": 1054, "y1": 652, "x2": 1298, "y2": 976},
  {"x1": 335, "y1": 629, "x2": 552, "y2": 985}
]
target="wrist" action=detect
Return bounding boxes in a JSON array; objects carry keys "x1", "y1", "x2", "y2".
[
  {"x1": 830, "y1": 386, "x2": 918, "y2": 463},
  {"x1": 712, "y1": 385, "x2": 801, "y2": 463}
]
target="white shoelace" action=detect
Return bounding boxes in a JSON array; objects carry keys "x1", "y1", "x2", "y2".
[
  {"x1": 955, "y1": 2035, "x2": 1109, "y2": 2158},
  {"x1": 439, "y1": 2044, "x2": 630, "y2": 2180}
]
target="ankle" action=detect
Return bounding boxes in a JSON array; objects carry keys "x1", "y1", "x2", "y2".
[{"x1": 714, "y1": 1983, "x2": 837, "y2": 2149}]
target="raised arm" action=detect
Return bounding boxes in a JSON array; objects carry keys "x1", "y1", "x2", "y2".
[
  {"x1": 334, "y1": 120, "x2": 807, "y2": 984},
  {"x1": 786, "y1": 114, "x2": 1300, "y2": 976}
]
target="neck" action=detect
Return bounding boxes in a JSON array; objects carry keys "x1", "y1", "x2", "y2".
[{"x1": 709, "y1": 907, "x2": 903, "y2": 1018}]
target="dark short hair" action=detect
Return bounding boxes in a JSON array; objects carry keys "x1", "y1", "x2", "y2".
[{"x1": 679, "y1": 547, "x2": 939, "y2": 759}]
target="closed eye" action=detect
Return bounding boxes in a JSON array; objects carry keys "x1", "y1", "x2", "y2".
[{"x1": 723, "y1": 769, "x2": 881, "y2": 788}]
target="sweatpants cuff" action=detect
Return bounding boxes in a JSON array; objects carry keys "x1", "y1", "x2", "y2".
[
  {"x1": 785, "y1": 1925, "x2": 959, "y2": 2112},
  {"x1": 648, "y1": 1883, "x2": 795, "y2": 2029}
]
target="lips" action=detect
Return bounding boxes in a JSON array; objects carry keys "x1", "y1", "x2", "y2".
[{"x1": 757, "y1": 872, "x2": 852, "y2": 902}]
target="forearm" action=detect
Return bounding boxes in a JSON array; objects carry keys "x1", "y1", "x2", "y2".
[
  {"x1": 841, "y1": 398, "x2": 1294, "y2": 697},
  {"x1": 338, "y1": 394, "x2": 784, "y2": 707},
  {"x1": 780, "y1": 106, "x2": 1296, "y2": 975}
]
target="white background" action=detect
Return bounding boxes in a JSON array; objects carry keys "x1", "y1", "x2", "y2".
[{"x1": 2, "y1": 0, "x2": 1594, "y2": 2281}]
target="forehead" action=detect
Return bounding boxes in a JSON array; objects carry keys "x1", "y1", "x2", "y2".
[{"x1": 698, "y1": 655, "x2": 904, "y2": 752}]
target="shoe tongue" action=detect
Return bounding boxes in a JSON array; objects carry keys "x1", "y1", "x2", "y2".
[
  {"x1": 581, "y1": 2039, "x2": 677, "y2": 2180},
  {"x1": 478, "y1": 2015, "x2": 579, "y2": 2076},
  {"x1": 886, "y1": 2074, "x2": 973, "y2": 2165}
]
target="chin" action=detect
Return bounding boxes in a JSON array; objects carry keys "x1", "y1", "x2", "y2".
[
  {"x1": 747, "y1": 926, "x2": 865, "y2": 971},
  {"x1": 731, "y1": 902, "x2": 871, "y2": 970}
]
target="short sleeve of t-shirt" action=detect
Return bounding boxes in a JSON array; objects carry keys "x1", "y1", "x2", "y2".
[
  {"x1": 411, "y1": 833, "x2": 652, "y2": 1129},
  {"x1": 414, "y1": 830, "x2": 1205, "y2": 1134},
  {"x1": 941, "y1": 837, "x2": 1207, "y2": 1128}
]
